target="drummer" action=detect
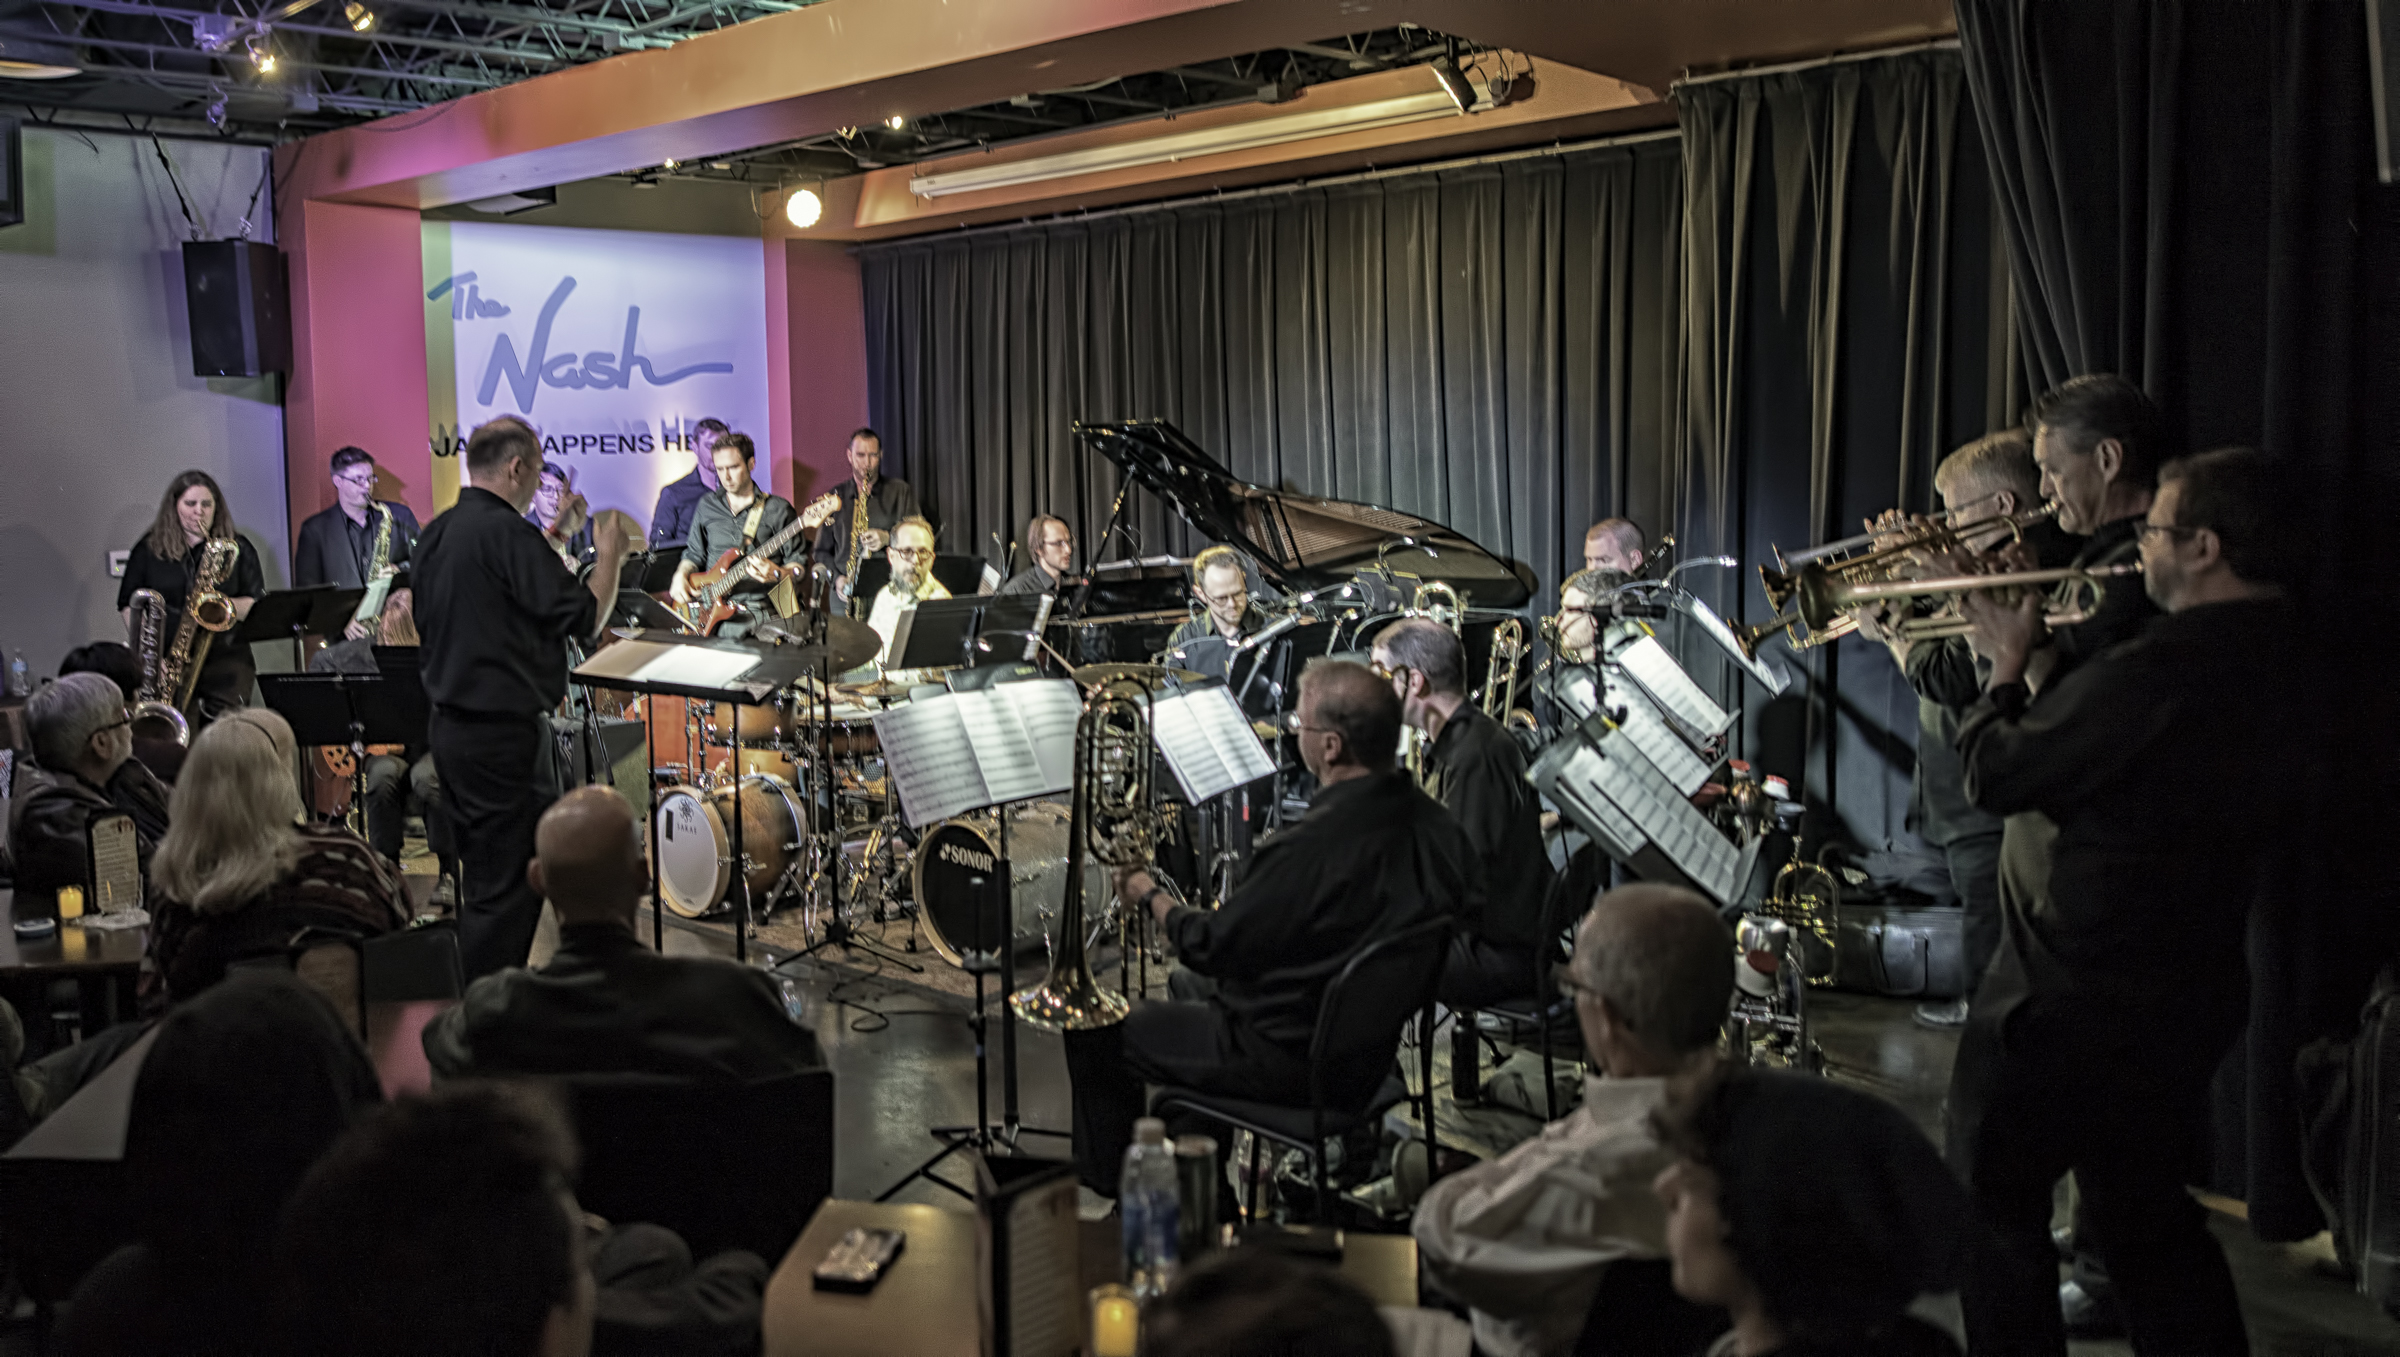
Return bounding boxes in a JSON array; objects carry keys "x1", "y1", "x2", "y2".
[{"x1": 853, "y1": 516, "x2": 950, "y2": 683}]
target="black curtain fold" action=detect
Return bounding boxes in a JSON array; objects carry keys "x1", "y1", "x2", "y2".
[
  {"x1": 1674, "y1": 49, "x2": 2008, "y2": 849},
  {"x1": 1956, "y1": 0, "x2": 2400, "y2": 1242}
]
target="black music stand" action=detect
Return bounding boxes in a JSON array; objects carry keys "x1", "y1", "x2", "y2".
[
  {"x1": 235, "y1": 586, "x2": 363, "y2": 667},
  {"x1": 886, "y1": 595, "x2": 1053, "y2": 673},
  {"x1": 259, "y1": 669, "x2": 429, "y2": 822},
  {"x1": 868, "y1": 683, "x2": 1081, "y2": 1202},
  {"x1": 573, "y1": 631, "x2": 828, "y2": 962}
]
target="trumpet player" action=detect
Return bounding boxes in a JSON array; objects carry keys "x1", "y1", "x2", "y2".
[
  {"x1": 118, "y1": 470, "x2": 265, "y2": 724},
  {"x1": 1851, "y1": 431, "x2": 2076, "y2": 1031},
  {"x1": 1948, "y1": 447, "x2": 2297, "y2": 1357},
  {"x1": 1063, "y1": 659, "x2": 1475, "y2": 1198}
]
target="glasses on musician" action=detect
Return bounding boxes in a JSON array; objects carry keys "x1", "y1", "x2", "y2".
[
  {"x1": 2132, "y1": 521, "x2": 2198, "y2": 543},
  {"x1": 889, "y1": 546, "x2": 934, "y2": 560},
  {"x1": 334, "y1": 474, "x2": 377, "y2": 490}
]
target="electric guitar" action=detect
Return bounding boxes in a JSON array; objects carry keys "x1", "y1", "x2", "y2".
[{"x1": 682, "y1": 491, "x2": 841, "y2": 635}]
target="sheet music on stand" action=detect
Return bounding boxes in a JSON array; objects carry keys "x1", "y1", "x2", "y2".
[
  {"x1": 1614, "y1": 636, "x2": 1733, "y2": 744},
  {"x1": 1529, "y1": 719, "x2": 1751, "y2": 907},
  {"x1": 1605, "y1": 684, "x2": 1715, "y2": 796},
  {"x1": 1148, "y1": 683, "x2": 1277, "y2": 803},
  {"x1": 872, "y1": 680, "x2": 1082, "y2": 828}
]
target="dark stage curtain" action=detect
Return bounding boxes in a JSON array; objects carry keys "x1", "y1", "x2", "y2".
[
  {"x1": 1671, "y1": 48, "x2": 2017, "y2": 850},
  {"x1": 1957, "y1": 0, "x2": 2400, "y2": 1240},
  {"x1": 860, "y1": 137, "x2": 1685, "y2": 615}
]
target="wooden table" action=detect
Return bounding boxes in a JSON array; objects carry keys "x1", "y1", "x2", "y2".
[
  {"x1": 761, "y1": 1198, "x2": 1419, "y2": 1357},
  {"x1": 0, "y1": 889, "x2": 148, "y2": 1040}
]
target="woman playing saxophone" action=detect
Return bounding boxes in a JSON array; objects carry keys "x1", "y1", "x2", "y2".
[{"x1": 118, "y1": 470, "x2": 267, "y2": 728}]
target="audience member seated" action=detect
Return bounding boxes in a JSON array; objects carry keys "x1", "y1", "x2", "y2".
[
  {"x1": 5, "y1": 673, "x2": 172, "y2": 903},
  {"x1": 145, "y1": 708, "x2": 409, "y2": 1009},
  {"x1": 56, "y1": 971, "x2": 383, "y2": 1357},
  {"x1": 424, "y1": 787, "x2": 825, "y2": 1081},
  {"x1": 277, "y1": 1082, "x2": 597, "y2": 1357},
  {"x1": 1649, "y1": 1066, "x2": 1977, "y2": 1357},
  {"x1": 1414, "y1": 885, "x2": 1734, "y2": 1357},
  {"x1": 279, "y1": 1081, "x2": 769, "y2": 1357},
  {"x1": 58, "y1": 640, "x2": 184, "y2": 783},
  {"x1": 1140, "y1": 1245, "x2": 1397, "y2": 1357},
  {"x1": 1066, "y1": 659, "x2": 1475, "y2": 1195}
]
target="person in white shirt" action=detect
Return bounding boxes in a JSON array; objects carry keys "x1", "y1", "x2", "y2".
[
  {"x1": 1413, "y1": 884, "x2": 1735, "y2": 1357},
  {"x1": 860, "y1": 516, "x2": 950, "y2": 679}
]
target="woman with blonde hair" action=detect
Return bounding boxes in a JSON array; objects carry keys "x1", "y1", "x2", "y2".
[{"x1": 145, "y1": 708, "x2": 409, "y2": 1008}]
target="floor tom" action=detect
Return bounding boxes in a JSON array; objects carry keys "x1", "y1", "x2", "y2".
[{"x1": 653, "y1": 775, "x2": 807, "y2": 918}]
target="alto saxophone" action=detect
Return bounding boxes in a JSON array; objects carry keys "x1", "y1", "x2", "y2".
[
  {"x1": 839, "y1": 480, "x2": 872, "y2": 615},
  {"x1": 156, "y1": 537, "x2": 241, "y2": 715},
  {"x1": 353, "y1": 502, "x2": 397, "y2": 628},
  {"x1": 128, "y1": 589, "x2": 189, "y2": 746}
]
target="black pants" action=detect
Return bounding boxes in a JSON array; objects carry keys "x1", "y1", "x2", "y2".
[
  {"x1": 590, "y1": 1222, "x2": 768, "y2": 1357},
  {"x1": 1062, "y1": 971, "x2": 1308, "y2": 1194},
  {"x1": 362, "y1": 751, "x2": 455, "y2": 881},
  {"x1": 1943, "y1": 831, "x2": 2005, "y2": 989},
  {"x1": 431, "y1": 708, "x2": 561, "y2": 978},
  {"x1": 1437, "y1": 935, "x2": 1536, "y2": 1011},
  {"x1": 1947, "y1": 991, "x2": 2246, "y2": 1356}
]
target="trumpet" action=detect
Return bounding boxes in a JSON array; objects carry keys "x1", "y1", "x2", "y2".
[
  {"x1": 1761, "y1": 504, "x2": 2056, "y2": 614},
  {"x1": 1731, "y1": 562, "x2": 2141, "y2": 659}
]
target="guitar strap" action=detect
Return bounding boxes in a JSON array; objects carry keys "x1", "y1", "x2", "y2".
[{"x1": 739, "y1": 502, "x2": 768, "y2": 550}]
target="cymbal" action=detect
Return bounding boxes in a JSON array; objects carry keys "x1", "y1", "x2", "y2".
[
  {"x1": 1072, "y1": 663, "x2": 1206, "y2": 691},
  {"x1": 758, "y1": 615, "x2": 882, "y2": 675},
  {"x1": 841, "y1": 679, "x2": 916, "y2": 702}
]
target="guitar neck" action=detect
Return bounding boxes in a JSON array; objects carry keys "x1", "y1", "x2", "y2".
[{"x1": 697, "y1": 513, "x2": 813, "y2": 604}]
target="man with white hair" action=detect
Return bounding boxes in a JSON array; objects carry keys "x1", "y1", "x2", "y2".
[{"x1": 5, "y1": 671, "x2": 172, "y2": 901}]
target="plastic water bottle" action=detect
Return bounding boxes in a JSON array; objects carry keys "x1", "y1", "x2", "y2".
[
  {"x1": 6, "y1": 651, "x2": 26, "y2": 698},
  {"x1": 1120, "y1": 1117, "x2": 1180, "y2": 1301}
]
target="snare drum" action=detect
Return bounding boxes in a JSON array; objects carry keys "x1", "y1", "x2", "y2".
[
  {"x1": 653, "y1": 775, "x2": 808, "y2": 918},
  {"x1": 909, "y1": 802, "x2": 1109, "y2": 968},
  {"x1": 795, "y1": 703, "x2": 881, "y2": 758},
  {"x1": 709, "y1": 700, "x2": 795, "y2": 746}
]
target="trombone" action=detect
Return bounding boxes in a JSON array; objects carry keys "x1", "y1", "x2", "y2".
[{"x1": 1732, "y1": 562, "x2": 2142, "y2": 659}]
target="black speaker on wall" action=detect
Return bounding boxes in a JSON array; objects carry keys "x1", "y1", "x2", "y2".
[{"x1": 182, "y1": 239, "x2": 291, "y2": 378}]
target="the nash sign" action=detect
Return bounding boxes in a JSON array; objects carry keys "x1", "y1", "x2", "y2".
[{"x1": 425, "y1": 222, "x2": 771, "y2": 531}]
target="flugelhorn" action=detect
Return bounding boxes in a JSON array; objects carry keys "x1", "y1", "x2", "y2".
[
  {"x1": 1012, "y1": 674, "x2": 1171, "y2": 1032},
  {"x1": 1740, "y1": 562, "x2": 2141, "y2": 656}
]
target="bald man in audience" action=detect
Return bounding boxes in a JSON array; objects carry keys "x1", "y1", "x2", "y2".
[
  {"x1": 1414, "y1": 885, "x2": 1735, "y2": 1357},
  {"x1": 423, "y1": 788, "x2": 825, "y2": 1081}
]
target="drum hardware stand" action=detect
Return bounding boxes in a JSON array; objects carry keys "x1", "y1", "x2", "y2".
[{"x1": 875, "y1": 801, "x2": 1067, "y2": 1204}]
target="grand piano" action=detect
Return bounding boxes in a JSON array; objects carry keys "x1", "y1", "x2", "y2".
[{"x1": 1059, "y1": 420, "x2": 1534, "y2": 664}]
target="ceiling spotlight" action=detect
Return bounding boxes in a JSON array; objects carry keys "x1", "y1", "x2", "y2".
[
  {"x1": 1430, "y1": 58, "x2": 1472, "y2": 112},
  {"x1": 629, "y1": 172, "x2": 659, "y2": 189},
  {"x1": 190, "y1": 13, "x2": 236, "y2": 51},
  {"x1": 342, "y1": 2, "x2": 374, "y2": 31},
  {"x1": 246, "y1": 34, "x2": 276, "y2": 73},
  {"x1": 784, "y1": 186, "x2": 822, "y2": 229},
  {"x1": 885, "y1": 114, "x2": 905, "y2": 130},
  {"x1": 205, "y1": 91, "x2": 229, "y2": 127},
  {"x1": 707, "y1": 161, "x2": 732, "y2": 171}
]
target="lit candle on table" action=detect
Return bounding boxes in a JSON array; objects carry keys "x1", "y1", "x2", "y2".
[
  {"x1": 55, "y1": 886, "x2": 83, "y2": 920},
  {"x1": 1089, "y1": 1284, "x2": 1138, "y2": 1357}
]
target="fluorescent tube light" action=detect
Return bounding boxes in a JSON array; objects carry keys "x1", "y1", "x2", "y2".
[{"x1": 908, "y1": 89, "x2": 1464, "y2": 200}]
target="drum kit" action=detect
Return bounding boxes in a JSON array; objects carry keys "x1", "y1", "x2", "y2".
[{"x1": 640, "y1": 627, "x2": 1185, "y2": 984}]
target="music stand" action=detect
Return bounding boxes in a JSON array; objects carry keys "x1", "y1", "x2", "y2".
[
  {"x1": 235, "y1": 585, "x2": 362, "y2": 667},
  {"x1": 260, "y1": 669, "x2": 430, "y2": 824},
  {"x1": 869, "y1": 682, "x2": 1080, "y2": 1201},
  {"x1": 887, "y1": 595, "x2": 1054, "y2": 673},
  {"x1": 573, "y1": 632, "x2": 828, "y2": 961}
]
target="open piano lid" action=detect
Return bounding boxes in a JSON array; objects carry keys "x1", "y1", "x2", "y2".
[{"x1": 1077, "y1": 419, "x2": 1533, "y2": 609}]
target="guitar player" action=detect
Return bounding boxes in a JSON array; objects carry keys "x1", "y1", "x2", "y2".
[{"x1": 668, "y1": 433, "x2": 831, "y2": 635}]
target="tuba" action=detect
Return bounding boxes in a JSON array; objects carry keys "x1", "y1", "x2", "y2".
[
  {"x1": 128, "y1": 588, "x2": 190, "y2": 746},
  {"x1": 1012, "y1": 675, "x2": 1174, "y2": 1032},
  {"x1": 155, "y1": 537, "x2": 241, "y2": 715}
]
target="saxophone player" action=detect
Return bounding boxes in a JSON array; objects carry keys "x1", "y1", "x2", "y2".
[
  {"x1": 810, "y1": 427, "x2": 918, "y2": 600},
  {"x1": 294, "y1": 447, "x2": 422, "y2": 639},
  {"x1": 118, "y1": 471, "x2": 265, "y2": 724}
]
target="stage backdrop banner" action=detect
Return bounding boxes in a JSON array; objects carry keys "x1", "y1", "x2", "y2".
[{"x1": 421, "y1": 221, "x2": 771, "y2": 530}]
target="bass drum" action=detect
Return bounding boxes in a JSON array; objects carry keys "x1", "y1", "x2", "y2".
[
  {"x1": 910, "y1": 802, "x2": 1109, "y2": 968},
  {"x1": 653, "y1": 776, "x2": 807, "y2": 919}
]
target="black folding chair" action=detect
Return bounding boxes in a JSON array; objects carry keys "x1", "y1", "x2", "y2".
[
  {"x1": 1456, "y1": 845, "x2": 1606, "y2": 1120},
  {"x1": 1152, "y1": 915, "x2": 1451, "y2": 1225}
]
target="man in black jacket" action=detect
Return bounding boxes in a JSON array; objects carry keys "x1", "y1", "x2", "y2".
[
  {"x1": 1950, "y1": 447, "x2": 2297, "y2": 1356},
  {"x1": 293, "y1": 447, "x2": 420, "y2": 640},
  {"x1": 647, "y1": 417, "x2": 728, "y2": 550},
  {"x1": 1371, "y1": 618, "x2": 1552, "y2": 1011},
  {"x1": 6, "y1": 672, "x2": 171, "y2": 903},
  {"x1": 414, "y1": 416, "x2": 637, "y2": 977},
  {"x1": 1065, "y1": 659, "x2": 1476, "y2": 1193},
  {"x1": 424, "y1": 788, "x2": 824, "y2": 1081}
]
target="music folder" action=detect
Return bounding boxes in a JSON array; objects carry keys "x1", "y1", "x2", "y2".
[
  {"x1": 871, "y1": 680, "x2": 1082, "y2": 828},
  {"x1": 1530, "y1": 717, "x2": 1756, "y2": 907},
  {"x1": 1148, "y1": 683, "x2": 1277, "y2": 803}
]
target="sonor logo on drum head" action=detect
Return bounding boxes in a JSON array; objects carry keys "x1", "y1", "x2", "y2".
[{"x1": 939, "y1": 841, "x2": 996, "y2": 873}]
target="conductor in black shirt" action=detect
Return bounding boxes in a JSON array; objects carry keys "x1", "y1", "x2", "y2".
[
  {"x1": 414, "y1": 415, "x2": 637, "y2": 977},
  {"x1": 1065, "y1": 659, "x2": 1476, "y2": 1194},
  {"x1": 1948, "y1": 447, "x2": 2297, "y2": 1356},
  {"x1": 1372, "y1": 618, "x2": 1553, "y2": 1011},
  {"x1": 292, "y1": 447, "x2": 421, "y2": 631}
]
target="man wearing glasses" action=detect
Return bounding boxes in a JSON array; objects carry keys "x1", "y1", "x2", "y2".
[
  {"x1": 295, "y1": 447, "x2": 421, "y2": 639},
  {"x1": 996, "y1": 514, "x2": 1074, "y2": 597},
  {"x1": 8, "y1": 672, "x2": 172, "y2": 904},
  {"x1": 1163, "y1": 545, "x2": 1264, "y2": 684},
  {"x1": 859, "y1": 516, "x2": 950, "y2": 674},
  {"x1": 1947, "y1": 446, "x2": 2296, "y2": 1357}
]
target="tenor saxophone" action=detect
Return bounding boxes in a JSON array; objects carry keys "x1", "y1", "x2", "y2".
[
  {"x1": 128, "y1": 588, "x2": 189, "y2": 746},
  {"x1": 156, "y1": 537, "x2": 241, "y2": 714},
  {"x1": 839, "y1": 481, "x2": 871, "y2": 614}
]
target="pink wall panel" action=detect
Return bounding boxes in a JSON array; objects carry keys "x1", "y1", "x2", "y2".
[
  {"x1": 283, "y1": 199, "x2": 431, "y2": 544},
  {"x1": 782, "y1": 239, "x2": 869, "y2": 503}
]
